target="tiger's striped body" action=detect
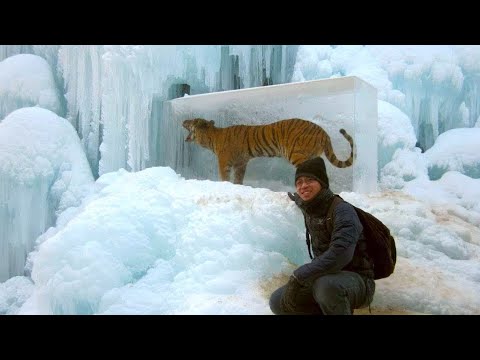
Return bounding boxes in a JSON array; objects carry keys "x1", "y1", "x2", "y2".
[{"x1": 182, "y1": 118, "x2": 354, "y2": 184}]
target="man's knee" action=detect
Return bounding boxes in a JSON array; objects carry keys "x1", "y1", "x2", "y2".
[
  {"x1": 312, "y1": 276, "x2": 345, "y2": 306},
  {"x1": 269, "y1": 286, "x2": 285, "y2": 315},
  {"x1": 312, "y1": 272, "x2": 371, "y2": 314}
]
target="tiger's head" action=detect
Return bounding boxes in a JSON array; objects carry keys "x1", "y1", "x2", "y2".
[{"x1": 182, "y1": 118, "x2": 215, "y2": 142}]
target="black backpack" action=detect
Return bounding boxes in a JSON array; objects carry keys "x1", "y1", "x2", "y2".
[{"x1": 304, "y1": 195, "x2": 397, "y2": 280}]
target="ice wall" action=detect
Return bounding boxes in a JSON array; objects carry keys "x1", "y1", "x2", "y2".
[
  {"x1": 0, "y1": 107, "x2": 94, "y2": 282},
  {"x1": 386, "y1": 55, "x2": 466, "y2": 150},
  {"x1": 0, "y1": 45, "x2": 61, "y2": 81},
  {"x1": 0, "y1": 45, "x2": 34, "y2": 61},
  {"x1": 2, "y1": 44, "x2": 479, "y2": 182},
  {"x1": 425, "y1": 128, "x2": 480, "y2": 180},
  {"x1": 54, "y1": 45, "x2": 218, "y2": 177},
  {"x1": 377, "y1": 100, "x2": 417, "y2": 173},
  {"x1": 293, "y1": 45, "x2": 480, "y2": 153},
  {"x1": 373, "y1": 45, "x2": 479, "y2": 148},
  {"x1": 0, "y1": 54, "x2": 62, "y2": 120},
  {"x1": 1, "y1": 45, "x2": 297, "y2": 178},
  {"x1": 59, "y1": 45, "x2": 104, "y2": 177},
  {"x1": 55, "y1": 45, "x2": 298, "y2": 178}
]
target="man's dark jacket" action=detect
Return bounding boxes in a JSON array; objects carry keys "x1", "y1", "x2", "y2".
[{"x1": 293, "y1": 189, "x2": 374, "y2": 283}]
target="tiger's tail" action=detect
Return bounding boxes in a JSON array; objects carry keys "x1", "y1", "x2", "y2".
[{"x1": 324, "y1": 129, "x2": 354, "y2": 168}]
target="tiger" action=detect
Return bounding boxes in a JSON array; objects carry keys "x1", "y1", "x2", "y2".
[{"x1": 182, "y1": 117, "x2": 354, "y2": 185}]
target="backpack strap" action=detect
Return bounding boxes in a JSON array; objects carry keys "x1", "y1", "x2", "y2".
[
  {"x1": 325, "y1": 195, "x2": 344, "y2": 235},
  {"x1": 304, "y1": 217, "x2": 314, "y2": 260}
]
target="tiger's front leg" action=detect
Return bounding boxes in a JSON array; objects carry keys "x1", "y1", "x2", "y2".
[{"x1": 217, "y1": 156, "x2": 231, "y2": 182}]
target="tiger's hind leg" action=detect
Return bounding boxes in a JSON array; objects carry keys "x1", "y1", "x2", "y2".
[{"x1": 233, "y1": 161, "x2": 248, "y2": 185}]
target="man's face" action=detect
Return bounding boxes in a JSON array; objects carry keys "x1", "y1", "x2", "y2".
[{"x1": 295, "y1": 176, "x2": 322, "y2": 201}]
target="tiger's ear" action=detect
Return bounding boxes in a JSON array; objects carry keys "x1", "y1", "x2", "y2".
[{"x1": 209, "y1": 120, "x2": 215, "y2": 126}]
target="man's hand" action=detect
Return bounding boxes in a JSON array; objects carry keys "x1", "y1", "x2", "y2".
[
  {"x1": 280, "y1": 274, "x2": 304, "y2": 313},
  {"x1": 287, "y1": 192, "x2": 303, "y2": 206}
]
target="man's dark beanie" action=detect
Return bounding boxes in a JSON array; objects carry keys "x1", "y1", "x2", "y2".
[{"x1": 295, "y1": 157, "x2": 330, "y2": 189}]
